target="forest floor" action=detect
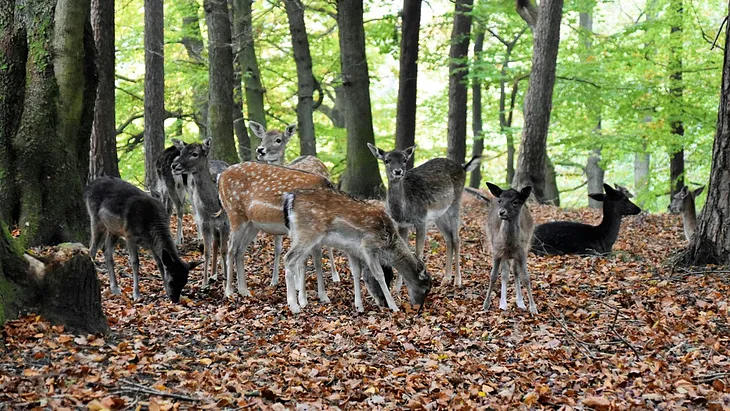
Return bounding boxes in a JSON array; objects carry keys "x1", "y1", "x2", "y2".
[{"x1": 1, "y1": 193, "x2": 729, "y2": 410}]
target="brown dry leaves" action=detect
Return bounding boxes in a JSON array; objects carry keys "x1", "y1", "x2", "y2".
[{"x1": 2, "y1": 203, "x2": 730, "y2": 410}]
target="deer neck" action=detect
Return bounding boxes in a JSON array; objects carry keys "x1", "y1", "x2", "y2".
[
  {"x1": 682, "y1": 197, "x2": 698, "y2": 240},
  {"x1": 190, "y1": 164, "x2": 220, "y2": 212},
  {"x1": 385, "y1": 179, "x2": 408, "y2": 219},
  {"x1": 389, "y1": 237, "x2": 420, "y2": 282},
  {"x1": 499, "y1": 214, "x2": 522, "y2": 248},
  {"x1": 597, "y1": 203, "x2": 623, "y2": 248}
]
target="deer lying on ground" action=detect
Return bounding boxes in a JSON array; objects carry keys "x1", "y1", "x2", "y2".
[
  {"x1": 171, "y1": 139, "x2": 229, "y2": 288},
  {"x1": 282, "y1": 187, "x2": 432, "y2": 314},
  {"x1": 249, "y1": 120, "x2": 340, "y2": 285},
  {"x1": 669, "y1": 185, "x2": 704, "y2": 242},
  {"x1": 217, "y1": 162, "x2": 335, "y2": 301},
  {"x1": 367, "y1": 144, "x2": 480, "y2": 288},
  {"x1": 84, "y1": 177, "x2": 201, "y2": 302},
  {"x1": 483, "y1": 183, "x2": 537, "y2": 314},
  {"x1": 532, "y1": 183, "x2": 641, "y2": 256}
]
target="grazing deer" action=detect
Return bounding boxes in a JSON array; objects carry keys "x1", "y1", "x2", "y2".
[
  {"x1": 669, "y1": 185, "x2": 705, "y2": 241},
  {"x1": 217, "y1": 162, "x2": 335, "y2": 301},
  {"x1": 532, "y1": 183, "x2": 641, "y2": 256},
  {"x1": 84, "y1": 177, "x2": 201, "y2": 302},
  {"x1": 249, "y1": 120, "x2": 341, "y2": 285},
  {"x1": 153, "y1": 145, "x2": 189, "y2": 245},
  {"x1": 171, "y1": 139, "x2": 230, "y2": 288},
  {"x1": 282, "y1": 188, "x2": 432, "y2": 314},
  {"x1": 483, "y1": 183, "x2": 537, "y2": 314},
  {"x1": 367, "y1": 144, "x2": 480, "y2": 288}
]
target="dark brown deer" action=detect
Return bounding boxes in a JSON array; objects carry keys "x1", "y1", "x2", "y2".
[
  {"x1": 367, "y1": 144, "x2": 480, "y2": 288},
  {"x1": 483, "y1": 183, "x2": 537, "y2": 314},
  {"x1": 84, "y1": 177, "x2": 201, "y2": 302},
  {"x1": 282, "y1": 188, "x2": 432, "y2": 314}
]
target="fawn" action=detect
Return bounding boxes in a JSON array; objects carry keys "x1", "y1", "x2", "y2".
[
  {"x1": 367, "y1": 143, "x2": 480, "y2": 288},
  {"x1": 84, "y1": 177, "x2": 201, "y2": 302},
  {"x1": 669, "y1": 185, "x2": 704, "y2": 241},
  {"x1": 483, "y1": 183, "x2": 537, "y2": 314}
]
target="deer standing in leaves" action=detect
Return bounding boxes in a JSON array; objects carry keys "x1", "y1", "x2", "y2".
[{"x1": 669, "y1": 185, "x2": 705, "y2": 242}]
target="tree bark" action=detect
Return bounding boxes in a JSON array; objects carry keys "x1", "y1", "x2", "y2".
[
  {"x1": 89, "y1": 0, "x2": 120, "y2": 180},
  {"x1": 512, "y1": 0, "x2": 563, "y2": 202},
  {"x1": 579, "y1": 8, "x2": 603, "y2": 208},
  {"x1": 684, "y1": 8, "x2": 730, "y2": 266},
  {"x1": 0, "y1": 0, "x2": 96, "y2": 246},
  {"x1": 229, "y1": 0, "x2": 251, "y2": 161},
  {"x1": 284, "y1": 0, "x2": 317, "y2": 157},
  {"x1": 204, "y1": 0, "x2": 238, "y2": 164},
  {"x1": 469, "y1": 27, "x2": 484, "y2": 188},
  {"x1": 543, "y1": 155, "x2": 560, "y2": 206},
  {"x1": 179, "y1": 0, "x2": 208, "y2": 140},
  {"x1": 669, "y1": 0, "x2": 684, "y2": 198},
  {"x1": 144, "y1": 0, "x2": 165, "y2": 191},
  {"x1": 395, "y1": 0, "x2": 422, "y2": 170},
  {"x1": 0, "y1": 224, "x2": 108, "y2": 334},
  {"x1": 336, "y1": 0, "x2": 383, "y2": 198},
  {"x1": 232, "y1": 0, "x2": 266, "y2": 149},
  {"x1": 446, "y1": 0, "x2": 473, "y2": 164}
]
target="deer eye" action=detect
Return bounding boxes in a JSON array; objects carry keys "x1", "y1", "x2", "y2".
[
  {"x1": 191, "y1": 152, "x2": 199, "y2": 158},
  {"x1": 384, "y1": 159, "x2": 390, "y2": 165},
  {"x1": 275, "y1": 138, "x2": 282, "y2": 144}
]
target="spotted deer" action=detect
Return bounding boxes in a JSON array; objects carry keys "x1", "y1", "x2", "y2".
[
  {"x1": 249, "y1": 120, "x2": 340, "y2": 285},
  {"x1": 483, "y1": 183, "x2": 537, "y2": 314},
  {"x1": 84, "y1": 177, "x2": 201, "y2": 302},
  {"x1": 171, "y1": 139, "x2": 229, "y2": 288},
  {"x1": 367, "y1": 144, "x2": 480, "y2": 288},
  {"x1": 217, "y1": 162, "x2": 335, "y2": 301},
  {"x1": 282, "y1": 188, "x2": 432, "y2": 314},
  {"x1": 669, "y1": 185, "x2": 704, "y2": 241}
]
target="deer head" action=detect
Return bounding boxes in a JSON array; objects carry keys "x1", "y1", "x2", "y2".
[
  {"x1": 171, "y1": 138, "x2": 211, "y2": 175},
  {"x1": 249, "y1": 120, "x2": 297, "y2": 164},
  {"x1": 367, "y1": 143, "x2": 416, "y2": 181}
]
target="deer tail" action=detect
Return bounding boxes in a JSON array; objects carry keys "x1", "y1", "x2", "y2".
[
  {"x1": 282, "y1": 192, "x2": 296, "y2": 229},
  {"x1": 464, "y1": 187, "x2": 491, "y2": 204},
  {"x1": 462, "y1": 155, "x2": 482, "y2": 172}
]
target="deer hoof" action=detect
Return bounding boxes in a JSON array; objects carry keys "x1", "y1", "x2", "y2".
[
  {"x1": 289, "y1": 304, "x2": 301, "y2": 314},
  {"x1": 482, "y1": 300, "x2": 491, "y2": 311},
  {"x1": 499, "y1": 302, "x2": 508, "y2": 310},
  {"x1": 318, "y1": 294, "x2": 331, "y2": 304},
  {"x1": 224, "y1": 287, "x2": 235, "y2": 298},
  {"x1": 331, "y1": 271, "x2": 341, "y2": 283},
  {"x1": 110, "y1": 286, "x2": 122, "y2": 296},
  {"x1": 237, "y1": 288, "x2": 251, "y2": 298},
  {"x1": 517, "y1": 301, "x2": 527, "y2": 310}
]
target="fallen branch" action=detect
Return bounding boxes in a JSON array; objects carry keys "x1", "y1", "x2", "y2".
[
  {"x1": 693, "y1": 372, "x2": 730, "y2": 384},
  {"x1": 116, "y1": 379, "x2": 202, "y2": 402},
  {"x1": 609, "y1": 307, "x2": 642, "y2": 362},
  {"x1": 548, "y1": 309, "x2": 596, "y2": 359}
]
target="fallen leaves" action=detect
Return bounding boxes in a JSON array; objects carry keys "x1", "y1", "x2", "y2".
[{"x1": 1, "y1": 205, "x2": 729, "y2": 409}]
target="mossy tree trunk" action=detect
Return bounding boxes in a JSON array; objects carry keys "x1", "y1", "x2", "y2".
[{"x1": 0, "y1": 0, "x2": 97, "y2": 247}]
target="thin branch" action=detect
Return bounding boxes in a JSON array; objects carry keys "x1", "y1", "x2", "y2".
[
  {"x1": 115, "y1": 379, "x2": 202, "y2": 402},
  {"x1": 548, "y1": 309, "x2": 597, "y2": 359},
  {"x1": 712, "y1": 16, "x2": 728, "y2": 51},
  {"x1": 609, "y1": 307, "x2": 642, "y2": 361}
]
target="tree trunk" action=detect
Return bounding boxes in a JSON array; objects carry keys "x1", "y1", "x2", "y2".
[
  {"x1": 317, "y1": 84, "x2": 347, "y2": 128},
  {"x1": 543, "y1": 155, "x2": 560, "y2": 206},
  {"x1": 634, "y1": 149, "x2": 650, "y2": 198},
  {"x1": 284, "y1": 0, "x2": 317, "y2": 157},
  {"x1": 684, "y1": 10, "x2": 730, "y2": 265},
  {"x1": 229, "y1": 0, "x2": 250, "y2": 161},
  {"x1": 144, "y1": 0, "x2": 165, "y2": 191},
  {"x1": 512, "y1": 0, "x2": 563, "y2": 202},
  {"x1": 669, "y1": 0, "x2": 684, "y2": 198},
  {"x1": 579, "y1": 8, "x2": 603, "y2": 208},
  {"x1": 506, "y1": 80, "x2": 519, "y2": 185},
  {"x1": 89, "y1": 0, "x2": 120, "y2": 180},
  {"x1": 204, "y1": 0, "x2": 238, "y2": 164},
  {"x1": 336, "y1": 0, "x2": 383, "y2": 198},
  {"x1": 179, "y1": 0, "x2": 208, "y2": 140},
  {"x1": 0, "y1": 0, "x2": 96, "y2": 246},
  {"x1": 395, "y1": 0, "x2": 422, "y2": 170},
  {"x1": 446, "y1": 0, "x2": 473, "y2": 164},
  {"x1": 0, "y1": 224, "x2": 108, "y2": 334},
  {"x1": 586, "y1": 147, "x2": 604, "y2": 205},
  {"x1": 469, "y1": 27, "x2": 484, "y2": 188},
  {"x1": 232, "y1": 0, "x2": 266, "y2": 149}
]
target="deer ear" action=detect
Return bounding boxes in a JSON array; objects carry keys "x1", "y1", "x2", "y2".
[
  {"x1": 404, "y1": 145, "x2": 417, "y2": 161},
  {"x1": 679, "y1": 185, "x2": 690, "y2": 198},
  {"x1": 248, "y1": 120, "x2": 266, "y2": 138},
  {"x1": 187, "y1": 260, "x2": 203, "y2": 270},
  {"x1": 485, "y1": 182, "x2": 503, "y2": 198},
  {"x1": 693, "y1": 186, "x2": 705, "y2": 197},
  {"x1": 367, "y1": 143, "x2": 385, "y2": 160},
  {"x1": 171, "y1": 138, "x2": 186, "y2": 151},
  {"x1": 284, "y1": 123, "x2": 297, "y2": 141},
  {"x1": 588, "y1": 193, "x2": 606, "y2": 202},
  {"x1": 161, "y1": 249, "x2": 175, "y2": 268},
  {"x1": 603, "y1": 183, "x2": 617, "y2": 196},
  {"x1": 202, "y1": 138, "x2": 212, "y2": 154},
  {"x1": 520, "y1": 186, "x2": 532, "y2": 200}
]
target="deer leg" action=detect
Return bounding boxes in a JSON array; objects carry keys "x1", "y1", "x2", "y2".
[
  {"x1": 225, "y1": 223, "x2": 257, "y2": 298},
  {"x1": 347, "y1": 255, "x2": 364, "y2": 312},
  {"x1": 311, "y1": 247, "x2": 330, "y2": 304},
  {"x1": 218, "y1": 225, "x2": 229, "y2": 283},
  {"x1": 483, "y1": 258, "x2": 501, "y2": 310},
  {"x1": 512, "y1": 260, "x2": 526, "y2": 310},
  {"x1": 327, "y1": 247, "x2": 340, "y2": 283},
  {"x1": 201, "y1": 228, "x2": 212, "y2": 289},
  {"x1": 271, "y1": 235, "x2": 283, "y2": 287},
  {"x1": 88, "y1": 223, "x2": 105, "y2": 260},
  {"x1": 499, "y1": 258, "x2": 510, "y2": 310},
  {"x1": 364, "y1": 256, "x2": 399, "y2": 312},
  {"x1": 104, "y1": 234, "x2": 121, "y2": 295},
  {"x1": 236, "y1": 225, "x2": 259, "y2": 298},
  {"x1": 435, "y1": 217, "x2": 455, "y2": 286},
  {"x1": 211, "y1": 234, "x2": 219, "y2": 283},
  {"x1": 284, "y1": 245, "x2": 310, "y2": 314},
  {"x1": 392, "y1": 226, "x2": 410, "y2": 292},
  {"x1": 126, "y1": 239, "x2": 142, "y2": 301},
  {"x1": 174, "y1": 199, "x2": 185, "y2": 246},
  {"x1": 518, "y1": 258, "x2": 537, "y2": 314}
]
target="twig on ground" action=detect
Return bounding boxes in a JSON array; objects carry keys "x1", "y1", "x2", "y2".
[
  {"x1": 548, "y1": 309, "x2": 596, "y2": 359},
  {"x1": 609, "y1": 308, "x2": 642, "y2": 361},
  {"x1": 116, "y1": 379, "x2": 202, "y2": 402},
  {"x1": 693, "y1": 372, "x2": 730, "y2": 384}
]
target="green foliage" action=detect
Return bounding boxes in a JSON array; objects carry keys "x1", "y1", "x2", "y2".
[{"x1": 113, "y1": 0, "x2": 723, "y2": 211}]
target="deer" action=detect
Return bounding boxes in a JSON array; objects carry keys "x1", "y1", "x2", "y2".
[
  {"x1": 153, "y1": 145, "x2": 188, "y2": 245},
  {"x1": 217, "y1": 161, "x2": 336, "y2": 302},
  {"x1": 171, "y1": 139, "x2": 229, "y2": 289},
  {"x1": 249, "y1": 120, "x2": 340, "y2": 285},
  {"x1": 532, "y1": 183, "x2": 641, "y2": 256},
  {"x1": 482, "y1": 183, "x2": 537, "y2": 314},
  {"x1": 84, "y1": 177, "x2": 202, "y2": 302},
  {"x1": 367, "y1": 143, "x2": 480, "y2": 288},
  {"x1": 282, "y1": 187, "x2": 432, "y2": 314},
  {"x1": 669, "y1": 185, "x2": 705, "y2": 241}
]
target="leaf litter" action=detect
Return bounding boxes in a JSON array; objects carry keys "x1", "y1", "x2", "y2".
[{"x1": 1, "y1": 199, "x2": 729, "y2": 410}]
